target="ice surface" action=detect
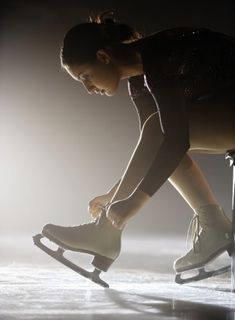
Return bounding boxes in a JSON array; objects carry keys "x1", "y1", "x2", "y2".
[{"x1": 0, "y1": 235, "x2": 234, "y2": 320}]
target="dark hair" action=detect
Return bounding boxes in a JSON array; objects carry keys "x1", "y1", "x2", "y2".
[{"x1": 60, "y1": 11, "x2": 141, "y2": 67}]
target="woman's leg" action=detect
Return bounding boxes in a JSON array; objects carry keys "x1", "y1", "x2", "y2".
[
  {"x1": 171, "y1": 152, "x2": 232, "y2": 273},
  {"x1": 168, "y1": 153, "x2": 219, "y2": 210}
]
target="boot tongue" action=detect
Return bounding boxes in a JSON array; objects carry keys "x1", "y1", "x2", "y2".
[
  {"x1": 186, "y1": 213, "x2": 200, "y2": 251},
  {"x1": 95, "y1": 210, "x2": 124, "y2": 233},
  {"x1": 96, "y1": 210, "x2": 109, "y2": 225}
]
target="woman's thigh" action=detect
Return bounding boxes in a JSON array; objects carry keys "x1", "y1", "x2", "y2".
[{"x1": 189, "y1": 87, "x2": 235, "y2": 153}]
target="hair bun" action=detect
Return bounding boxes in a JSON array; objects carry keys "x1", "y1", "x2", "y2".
[{"x1": 89, "y1": 10, "x2": 115, "y2": 24}]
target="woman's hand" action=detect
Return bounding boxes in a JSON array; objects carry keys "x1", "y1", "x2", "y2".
[{"x1": 88, "y1": 193, "x2": 112, "y2": 218}]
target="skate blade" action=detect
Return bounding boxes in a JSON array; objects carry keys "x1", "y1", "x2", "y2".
[
  {"x1": 175, "y1": 265, "x2": 231, "y2": 284},
  {"x1": 33, "y1": 234, "x2": 109, "y2": 288}
]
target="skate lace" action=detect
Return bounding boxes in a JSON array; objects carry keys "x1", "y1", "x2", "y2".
[
  {"x1": 68, "y1": 220, "x2": 96, "y2": 229},
  {"x1": 78, "y1": 204, "x2": 111, "y2": 228},
  {"x1": 69, "y1": 215, "x2": 101, "y2": 229},
  {"x1": 186, "y1": 213, "x2": 203, "y2": 253},
  {"x1": 68, "y1": 203, "x2": 112, "y2": 229},
  {"x1": 186, "y1": 211, "x2": 210, "y2": 252}
]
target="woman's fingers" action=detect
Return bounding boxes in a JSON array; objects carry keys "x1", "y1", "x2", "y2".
[
  {"x1": 88, "y1": 194, "x2": 112, "y2": 218},
  {"x1": 88, "y1": 201, "x2": 105, "y2": 218}
]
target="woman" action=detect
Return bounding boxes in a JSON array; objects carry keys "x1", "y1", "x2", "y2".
[{"x1": 41, "y1": 12, "x2": 235, "y2": 277}]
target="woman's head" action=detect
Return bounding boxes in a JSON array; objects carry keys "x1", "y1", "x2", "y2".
[{"x1": 60, "y1": 12, "x2": 141, "y2": 96}]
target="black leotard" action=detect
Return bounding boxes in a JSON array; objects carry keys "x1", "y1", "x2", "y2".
[{"x1": 127, "y1": 27, "x2": 235, "y2": 197}]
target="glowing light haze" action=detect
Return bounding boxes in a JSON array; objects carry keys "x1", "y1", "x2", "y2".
[{"x1": 0, "y1": 0, "x2": 234, "y2": 237}]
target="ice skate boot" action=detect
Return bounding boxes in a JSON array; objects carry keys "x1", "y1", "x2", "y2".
[
  {"x1": 174, "y1": 204, "x2": 233, "y2": 284},
  {"x1": 33, "y1": 211, "x2": 122, "y2": 288}
]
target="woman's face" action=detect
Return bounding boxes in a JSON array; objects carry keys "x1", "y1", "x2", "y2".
[{"x1": 65, "y1": 55, "x2": 121, "y2": 96}]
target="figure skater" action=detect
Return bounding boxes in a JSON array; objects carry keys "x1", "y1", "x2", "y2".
[{"x1": 35, "y1": 11, "x2": 235, "y2": 284}]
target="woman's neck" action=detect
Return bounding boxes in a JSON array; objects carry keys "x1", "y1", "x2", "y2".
[
  {"x1": 119, "y1": 55, "x2": 144, "y2": 79},
  {"x1": 113, "y1": 42, "x2": 144, "y2": 79}
]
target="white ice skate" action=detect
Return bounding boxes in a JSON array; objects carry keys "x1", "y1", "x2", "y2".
[
  {"x1": 33, "y1": 211, "x2": 122, "y2": 288},
  {"x1": 174, "y1": 204, "x2": 233, "y2": 284}
]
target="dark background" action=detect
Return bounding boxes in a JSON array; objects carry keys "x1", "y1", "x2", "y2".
[{"x1": 1, "y1": 0, "x2": 234, "y2": 237}]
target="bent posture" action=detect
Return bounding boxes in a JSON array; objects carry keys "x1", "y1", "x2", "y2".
[{"x1": 35, "y1": 13, "x2": 235, "y2": 284}]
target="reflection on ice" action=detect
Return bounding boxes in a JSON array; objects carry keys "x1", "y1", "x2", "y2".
[{"x1": 0, "y1": 235, "x2": 234, "y2": 320}]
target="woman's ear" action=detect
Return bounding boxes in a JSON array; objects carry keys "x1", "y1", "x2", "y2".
[{"x1": 96, "y1": 49, "x2": 111, "y2": 64}]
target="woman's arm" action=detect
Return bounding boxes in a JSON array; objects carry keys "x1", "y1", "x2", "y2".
[
  {"x1": 109, "y1": 76, "x2": 164, "y2": 203},
  {"x1": 110, "y1": 75, "x2": 190, "y2": 205},
  {"x1": 138, "y1": 77, "x2": 190, "y2": 196},
  {"x1": 106, "y1": 75, "x2": 190, "y2": 228}
]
